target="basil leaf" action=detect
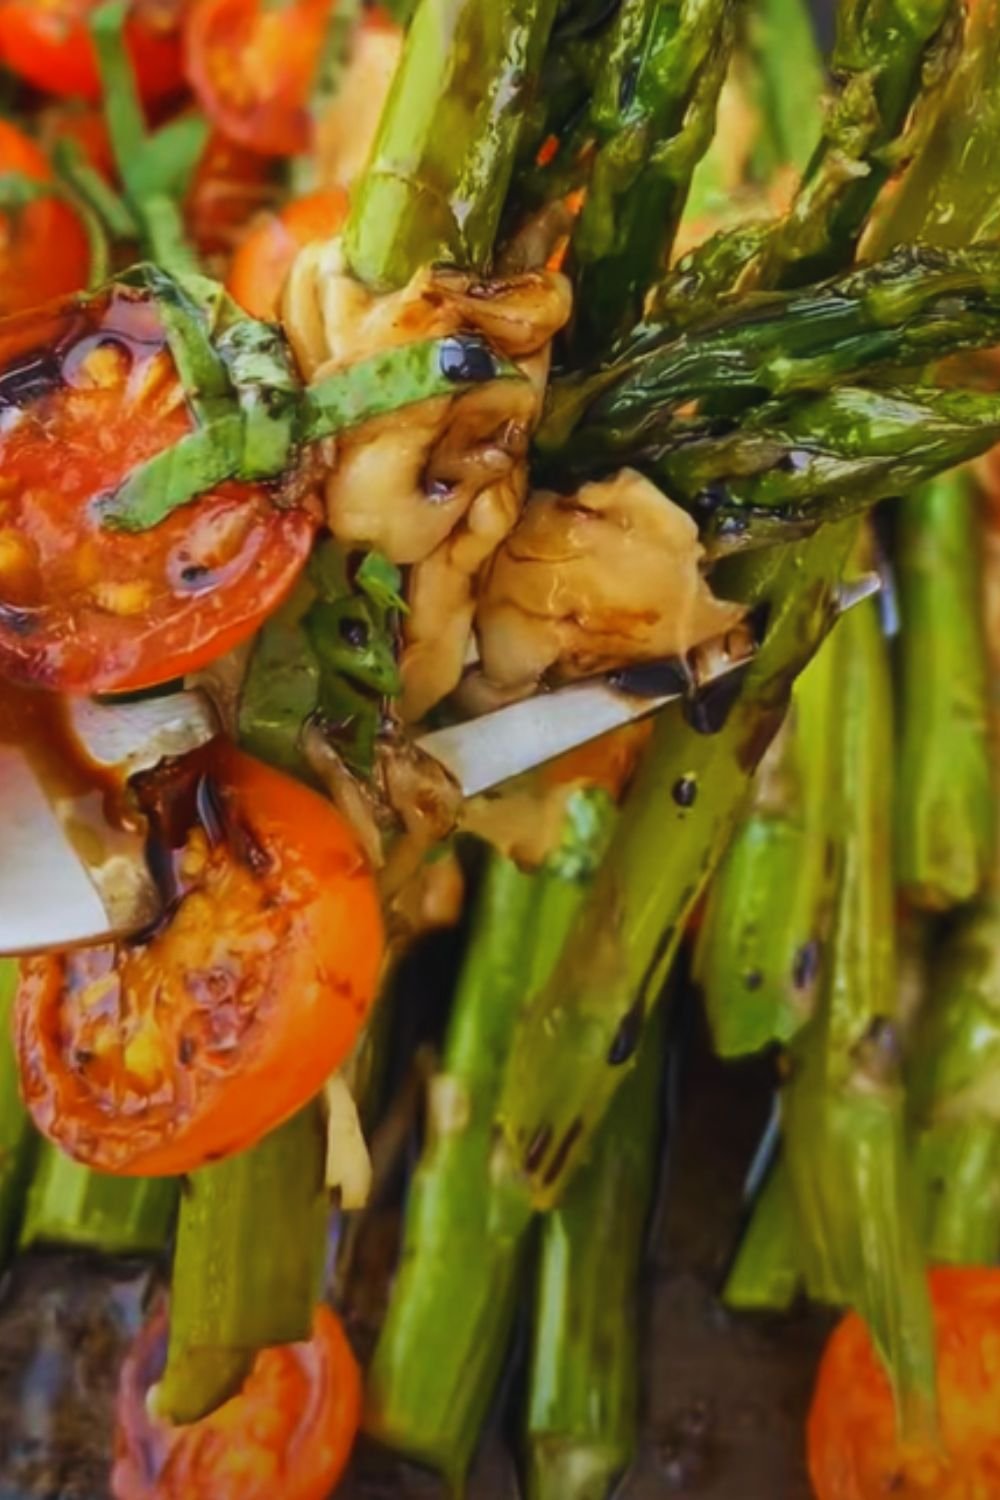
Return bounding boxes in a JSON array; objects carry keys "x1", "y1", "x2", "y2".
[
  {"x1": 301, "y1": 335, "x2": 526, "y2": 441},
  {"x1": 99, "y1": 416, "x2": 245, "y2": 532}
]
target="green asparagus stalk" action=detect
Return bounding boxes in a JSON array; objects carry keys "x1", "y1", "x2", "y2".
[
  {"x1": 366, "y1": 798, "x2": 614, "y2": 1489},
  {"x1": 649, "y1": 384, "x2": 1000, "y2": 555},
  {"x1": 873, "y1": 0, "x2": 1000, "y2": 250},
  {"x1": 539, "y1": 244, "x2": 1000, "y2": 475},
  {"x1": 345, "y1": 0, "x2": 561, "y2": 290},
  {"x1": 907, "y1": 895, "x2": 1000, "y2": 1264},
  {"x1": 565, "y1": 0, "x2": 736, "y2": 356},
  {"x1": 749, "y1": 0, "x2": 960, "y2": 286},
  {"x1": 783, "y1": 596, "x2": 936, "y2": 1437},
  {"x1": 894, "y1": 469, "x2": 994, "y2": 909},
  {"x1": 525, "y1": 1005, "x2": 664, "y2": 1500},
  {"x1": 155, "y1": 1103, "x2": 329, "y2": 1425},
  {"x1": 0, "y1": 960, "x2": 35, "y2": 1268},
  {"x1": 723, "y1": 1162, "x2": 801, "y2": 1312},
  {"x1": 695, "y1": 631, "x2": 838, "y2": 1057},
  {"x1": 496, "y1": 521, "x2": 856, "y2": 1211},
  {"x1": 19, "y1": 1146, "x2": 176, "y2": 1256}
]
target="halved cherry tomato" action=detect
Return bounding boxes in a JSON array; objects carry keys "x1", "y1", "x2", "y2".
[
  {"x1": 0, "y1": 284, "x2": 316, "y2": 694},
  {"x1": 16, "y1": 738, "x2": 384, "y2": 1177},
  {"x1": 227, "y1": 187, "x2": 348, "y2": 320},
  {"x1": 808, "y1": 1266, "x2": 1000, "y2": 1498},
  {"x1": 185, "y1": 129, "x2": 278, "y2": 260},
  {"x1": 184, "y1": 0, "x2": 334, "y2": 157},
  {"x1": 112, "y1": 1303, "x2": 361, "y2": 1499},
  {"x1": 0, "y1": 1, "x2": 186, "y2": 105},
  {"x1": 0, "y1": 121, "x2": 91, "y2": 314}
]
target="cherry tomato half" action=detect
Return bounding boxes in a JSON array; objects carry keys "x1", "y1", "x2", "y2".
[
  {"x1": 0, "y1": 1, "x2": 186, "y2": 105},
  {"x1": 113, "y1": 1304, "x2": 361, "y2": 1500},
  {"x1": 0, "y1": 121, "x2": 91, "y2": 315},
  {"x1": 227, "y1": 187, "x2": 348, "y2": 320},
  {"x1": 184, "y1": 0, "x2": 333, "y2": 157},
  {"x1": 808, "y1": 1266, "x2": 1000, "y2": 1499},
  {"x1": 16, "y1": 739, "x2": 384, "y2": 1177},
  {"x1": 0, "y1": 284, "x2": 316, "y2": 694}
]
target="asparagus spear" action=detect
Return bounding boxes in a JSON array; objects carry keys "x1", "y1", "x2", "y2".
[
  {"x1": 650, "y1": 384, "x2": 1000, "y2": 554},
  {"x1": 525, "y1": 1006, "x2": 664, "y2": 1500},
  {"x1": 19, "y1": 1147, "x2": 175, "y2": 1257},
  {"x1": 723, "y1": 1162, "x2": 801, "y2": 1312},
  {"x1": 565, "y1": 0, "x2": 736, "y2": 355},
  {"x1": 746, "y1": 0, "x2": 825, "y2": 182},
  {"x1": 906, "y1": 896, "x2": 1000, "y2": 1265},
  {"x1": 695, "y1": 632, "x2": 838, "y2": 1057},
  {"x1": 874, "y1": 0, "x2": 1000, "y2": 250},
  {"x1": 345, "y1": 0, "x2": 561, "y2": 289},
  {"x1": 783, "y1": 595, "x2": 936, "y2": 1436},
  {"x1": 894, "y1": 470, "x2": 994, "y2": 909},
  {"x1": 539, "y1": 244, "x2": 1000, "y2": 475},
  {"x1": 496, "y1": 521, "x2": 856, "y2": 1211},
  {"x1": 0, "y1": 961, "x2": 35, "y2": 1269},
  {"x1": 366, "y1": 801, "x2": 614, "y2": 1488},
  {"x1": 156, "y1": 1103, "x2": 329, "y2": 1425},
  {"x1": 749, "y1": 0, "x2": 961, "y2": 285}
]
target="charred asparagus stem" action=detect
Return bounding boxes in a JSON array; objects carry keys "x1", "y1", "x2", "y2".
[
  {"x1": 565, "y1": 0, "x2": 736, "y2": 356},
  {"x1": 873, "y1": 0, "x2": 1000, "y2": 250},
  {"x1": 0, "y1": 961, "x2": 35, "y2": 1269},
  {"x1": 345, "y1": 0, "x2": 561, "y2": 289},
  {"x1": 895, "y1": 470, "x2": 994, "y2": 909},
  {"x1": 525, "y1": 1007, "x2": 665, "y2": 1500},
  {"x1": 496, "y1": 521, "x2": 855, "y2": 1210},
  {"x1": 366, "y1": 802, "x2": 614, "y2": 1488},
  {"x1": 748, "y1": 0, "x2": 960, "y2": 286},
  {"x1": 19, "y1": 1148, "x2": 175, "y2": 1257},
  {"x1": 784, "y1": 596, "x2": 936, "y2": 1434},
  {"x1": 156, "y1": 1104, "x2": 329, "y2": 1426},
  {"x1": 695, "y1": 634, "x2": 838, "y2": 1057},
  {"x1": 539, "y1": 245, "x2": 1000, "y2": 477}
]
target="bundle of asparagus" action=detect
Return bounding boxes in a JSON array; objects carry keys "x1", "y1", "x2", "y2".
[{"x1": 7, "y1": 0, "x2": 1000, "y2": 1495}]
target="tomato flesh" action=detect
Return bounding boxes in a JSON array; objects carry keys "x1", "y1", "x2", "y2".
[
  {"x1": 0, "y1": 284, "x2": 316, "y2": 694},
  {"x1": 0, "y1": 120, "x2": 91, "y2": 315},
  {"x1": 113, "y1": 1304, "x2": 361, "y2": 1500},
  {"x1": 16, "y1": 739, "x2": 384, "y2": 1176},
  {"x1": 0, "y1": 1, "x2": 186, "y2": 104},
  {"x1": 184, "y1": 0, "x2": 333, "y2": 157},
  {"x1": 808, "y1": 1266, "x2": 1000, "y2": 1498}
]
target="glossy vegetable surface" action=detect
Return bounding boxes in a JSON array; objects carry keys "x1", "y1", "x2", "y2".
[
  {"x1": 809, "y1": 1268, "x2": 1000, "y2": 1498},
  {"x1": 0, "y1": 120, "x2": 92, "y2": 313},
  {"x1": 113, "y1": 1303, "x2": 361, "y2": 1500},
  {"x1": 15, "y1": 740, "x2": 383, "y2": 1175}
]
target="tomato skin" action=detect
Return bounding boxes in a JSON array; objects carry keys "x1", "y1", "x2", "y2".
[
  {"x1": 227, "y1": 188, "x2": 348, "y2": 320},
  {"x1": 184, "y1": 0, "x2": 333, "y2": 157},
  {"x1": 185, "y1": 130, "x2": 277, "y2": 261},
  {"x1": 0, "y1": 121, "x2": 91, "y2": 314},
  {"x1": 0, "y1": 1, "x2": 186, "y2": 105},
  {"x1": 808, "y1": 1267, "x2": 1000, "y2": 1499},
  {"x1": 15, "y1": 740, "x2": 384, "y2": 1176},
  {"x1": 113, "y1": 1304, "x2": 361, "y2": 1500},
  {"x1": 0, "y1": 284, "x2": 317, "y2": 694}
]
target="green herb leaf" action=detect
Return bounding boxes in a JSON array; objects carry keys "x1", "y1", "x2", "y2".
[
  {"x1": 356, "y1": 551, "x2": 407, "y2": 613},
  {"x1": 301, "y1": 336, "x2": 526, "y2": 442}
]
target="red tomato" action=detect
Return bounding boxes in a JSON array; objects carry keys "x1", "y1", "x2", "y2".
[
  {"x1": 0, "y1": 1, "x2": 186, "y2": 105},
  {"x1": 184, "y1": 0, "x2": 334, "y2": 157},
  {"x1": 113, "y1": 1304, "x2": 361, "y2": 1499},
  {"x1": 185, "y1": 129, "x2": 278, "y2": 260},
  {"x1": 16, "y1": 739, "x2": 384, "y2": 1177},
  {"x1": 0, "y1": 283, "x2": 316, "y2": 694},
  {"x1": 38, "y1": 103, "x2": 117, "y2": 179},
  {"x1": 0, "y1": 121, "x2": 91, "y2": 314},
  {"x1": 808, "y1": 1267, "x2": 1000, "y2": 1498},
  {"x1": 227, "y1": 187, "x2": 348, "y2": 320}
]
